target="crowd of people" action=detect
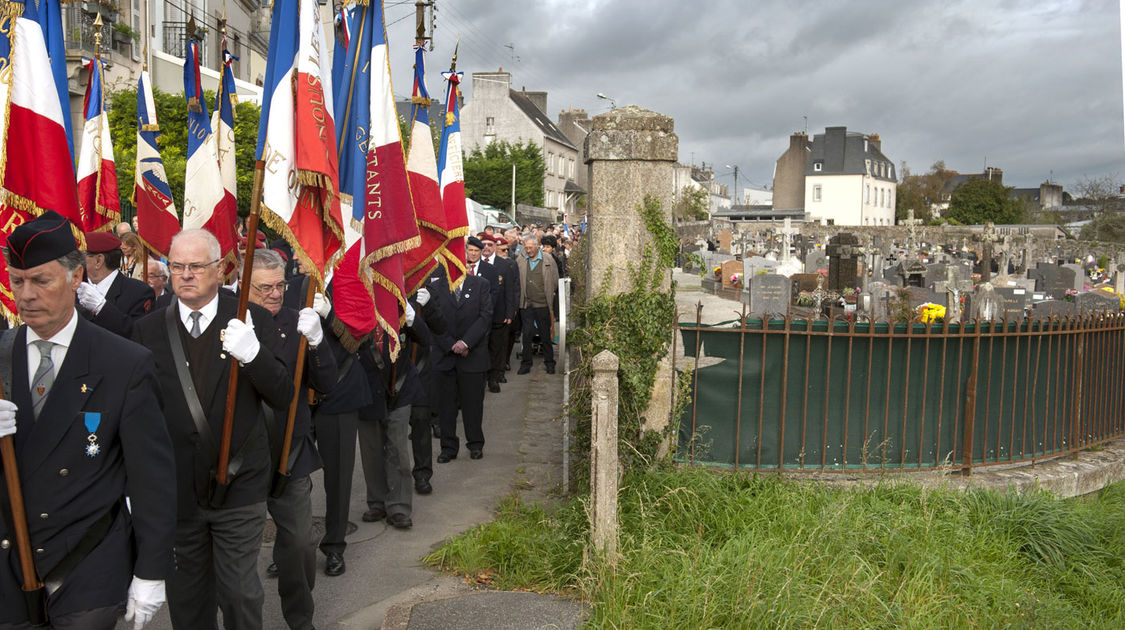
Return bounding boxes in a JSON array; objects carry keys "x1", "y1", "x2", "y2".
[{"x1": 0, "y1": 214, "x2": 579, "y2": 630}]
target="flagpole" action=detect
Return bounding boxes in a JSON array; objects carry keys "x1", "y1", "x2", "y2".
[
  {"x1": 0, "y1": 377, "x2": 47, "y2": 623},
  {"x1": 274, "y1": 278, "x2": 316, "y2": 492},
  {"x1": 214, "y1": 160, "x2": 264, "y2": 501}
]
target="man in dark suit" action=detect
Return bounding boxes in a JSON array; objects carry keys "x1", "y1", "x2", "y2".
[
  {"x1": 76, "y1": 231, "x2": 154, "y2": 338},
  {"x1": 479, "y1": 234, "x2": 519, "y2": 392},
  {"x1": 148, "y1": 259, "x2": 174, "y2": 309},
  {"x1": 247, "y1": 249, "x2": 335, "y2": 630},
  {"x1": 133, "y1": 229, "x2": 293, "y2": 630},
  {"x1": 0, "y1": 210, "x2": 176, "y2": 629},
  {"x1": 429, "y1": 239, "x2": 494, "y2": 462}
]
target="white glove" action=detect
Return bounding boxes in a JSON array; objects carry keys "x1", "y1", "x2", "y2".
[
  {"x1": 222, "y1": 318, "x2": 260, "y2": 364},
  {"x1": 0, "y1": 400, "x2": 16, "y2": 438},
  {"x1": 404, "y1": 301, "x2": 416, "y2": 327},
  {"x1": 76, "y1": 282, "x2": 106, "y2": 315},
  {"x1": 312, "y1": 292, "x2": 331, "y2": 319},
  {"x1": 415, "y1": 287, "x2": 431, "y2": 306},
  {"x1": 124, "y1": 577, "x2": 165, "y2": 629},
  {"x1": 297, "y1": 307, "x2": 324, "y2": 347}
]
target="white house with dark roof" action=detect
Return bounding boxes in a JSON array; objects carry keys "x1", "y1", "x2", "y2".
[
  {"x1": 460, "y1": 71, "x2": 582, "y2": 218},
  {"x1": 802, "y1": 126, "x2": 897, "y2": 226}
]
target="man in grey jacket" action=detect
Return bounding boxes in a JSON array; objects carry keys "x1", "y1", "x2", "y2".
[{"x1": 515, "y1": 234, "x2": 559, "y2": 375}]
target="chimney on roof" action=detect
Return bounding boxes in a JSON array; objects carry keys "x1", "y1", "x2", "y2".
[
  {"x1": 868, "y1": 133, "x2": 881, "y2": 151},
  {"x1": 520, "y1": 90, "x2": 548, "y2": 114}
]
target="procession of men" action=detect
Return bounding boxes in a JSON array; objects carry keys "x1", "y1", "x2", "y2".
[{"x1": 0, "y1": 211, "x2": 576, "y2": 629}]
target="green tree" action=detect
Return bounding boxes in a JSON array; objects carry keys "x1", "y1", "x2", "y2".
[
  {"x1": 107, "y1": 87, "x2": 261, "y2": 220},
  {"x1": 945, "y1": 177, "x2": 1024, "y2": 225},
  {"x1": 672, "y1": 185, "x2": 709, "y2": 221},
  {"x1": 896, "y1": 160, "x2": 954, "y2": 223},
  {"x1": 462, "y1": 140, "x2": 545, "y2": 210},
  {"x1": 1076, "y1": 176, "x2": 1125, "y2": 242}
]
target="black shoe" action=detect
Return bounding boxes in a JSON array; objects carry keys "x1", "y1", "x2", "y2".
[
  {"x1": 488, "y1": 381, "x2": 501, "y2": 393},
  {"x1": 517, "y1": 365, "x2": 531, "y2": 375},
  {"x1": 432, "y1": 424, "x2": 440, "y2": 439},
  {"x1": 505, "y1": 362, "x2": 511, "y2": 371},
  {"x1": 266, "y1": 562, "x2": 278, "y2": 578},
  {"x1": 387, "y1": 513, "x2": 413, "y2": 529},
  {"x1": 362, "y1": 507, "x2": 387, "y2": 522},
  {"x1": 545, "y1": 365, "x2": 556, "y2": 374},
  {"x1": 499, "y1": 374, "x2": 507, "y2": 383},
  {"x1": 437, "y1": 452, "x2": 456, "y2": 463},
  {"x1": 470, "y1": 449, "x2": 483, "y2": 460},
  {"x1": 415, "y1": 479, "x2": 433, "y2": 494},
  {"x1": 324, "y1": 553, "x2": 346, "y2": 576}
]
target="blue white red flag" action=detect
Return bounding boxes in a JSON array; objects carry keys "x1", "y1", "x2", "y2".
[
  {"x1": 183, "y1": 39, "x2": 238, "y2": 276},
  {"x1": 133, "y1": 70, "x2": 179, "y2": 258},
  {"x1": 0, "y1": 1, "x2": 84, "y2": 320},
  {"x1": 256, "y1": 0, "x2": 344, "y2": 288},
  {"x1": 20, "y1": 0, "x2": 72, "y2": 159},
  {"x1": 333, "y1": 0, "x2": 419, "y2": 354},
  {"x1": 401, "y1": 45, "x2": 448, "y2": 295},
  {"x1": 437, "y1": 66, "x2": 469, "y2": 289},
  {"x1": 76, "y1": 55, "x2": 119, "y2": 232},
  {"x1": 213, "y1": 48, "x2": 238, "y2": 216}
]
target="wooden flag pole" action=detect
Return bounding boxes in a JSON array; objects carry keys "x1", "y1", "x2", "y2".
[
  {"x1": 274, "y1": 278, "x2": 316, "y2": 490},
  {"x1": 0, "y1": 384, "x2": 47, "y2": 623},
  {"x1": 215, "y1": 160, "x2": 265, "y2": 499}
]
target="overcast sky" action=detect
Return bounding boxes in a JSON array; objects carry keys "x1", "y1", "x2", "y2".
[{"x1": 382, "y1": 0, "x2": 1122, "y2": 196}]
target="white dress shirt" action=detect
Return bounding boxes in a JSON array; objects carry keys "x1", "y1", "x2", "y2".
[
  {"x1": 26, "y1": 308, "x2": 79, "y2": 388},
  {"x1": 178, "y1": 293, "x2": 220, "y2": 335},
  {"x1": 90, "y1": 269, "x2": 119, "y2": 296}
]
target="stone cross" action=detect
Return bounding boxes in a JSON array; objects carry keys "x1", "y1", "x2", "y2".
[
  {"x1": 809, "y1": 274, "x2": 836, "y2": 320},
  {"x1": 974, "y1": 222, "x2": 1004, "y2": 284},
  {"x1": 902, "y1": 208, "x2": 923, "y2": 250},
  {"x1": 779, "y1": 217, "x2": 799, "y2": 267},
  {"x1": 994, "y1": 234, "x2": 1013, "y2": 286},
  {"x1": 945, "y1": 266, "x2": 962, "y2": 323}
]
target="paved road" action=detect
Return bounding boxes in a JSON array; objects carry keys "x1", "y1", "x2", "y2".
[{"x1": 126, "y1": 356, "x2": 567, "y2": 630}]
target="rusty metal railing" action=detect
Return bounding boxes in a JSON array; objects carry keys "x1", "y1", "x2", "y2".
[{"x1": 675, "y1": 306, "x2": 1125, "y2": 474}]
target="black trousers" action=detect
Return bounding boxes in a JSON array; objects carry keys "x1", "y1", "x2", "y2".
[
  {"x1": 487, "y1": 322, "x2": 509, "y2": 383},
  {"x1": 409, "y1": 403, "x2": 433, "y2": 483},
  {"x1": 519, "y1": 306, "x2": 554, "y2": 368},
  {"x1": 505, "y1": 312, "x2": 521, "y2": 367},
  {"x1": 0, "y1": 605, "x2": 119, "y2": 630},
  {"x1": 266, "y1": 476, "x2": 316, "y2": 630},
  {"x1": 434, "y1": 368, "x2": 486, "y2": 456},
  {"x1": 312, "y1": 410, "x2": 358, "y2": 555}
]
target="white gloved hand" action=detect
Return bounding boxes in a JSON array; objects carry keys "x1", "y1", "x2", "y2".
[
  {"x1": 297, "y1": 307, "x2": 324, "y2": 347},
  {"x1": 124, "y1": 577, "x2": 165, "y2": 630},
  {"x1": 76, "y1": 282, "x2": 107, "y2": 316},
  {"x1": 415, "y1": 287, "x2": 431, "y2": 306},
  {"x1": 404, "y1": 301, "x2": 416, "y2": 327},
  {"x1": 222, "y1": 318, "x2": 260, "y2": 364},
  {"x1": 0, "y1": 400, "x2": 17, "y2": 438},
  {"x1": 312, "y1": 292, "x2": 331, "y2": 319}
]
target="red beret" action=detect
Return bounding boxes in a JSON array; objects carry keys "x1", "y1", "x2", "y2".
[
  {"x1": 478, "y1": 233, "x2": 497, "y2": 244},
  {"x1": 83, "y1": 230, "x2": 122, "y2": 254}
]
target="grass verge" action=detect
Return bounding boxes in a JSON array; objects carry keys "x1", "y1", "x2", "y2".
[{"x1": 424, "y1": 468, "x2": 1125, "y2": 629}]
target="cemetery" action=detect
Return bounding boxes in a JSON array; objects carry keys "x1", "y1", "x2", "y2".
[{"x1": 677, "y1": 218, "x2": 1125, "y2": 472}]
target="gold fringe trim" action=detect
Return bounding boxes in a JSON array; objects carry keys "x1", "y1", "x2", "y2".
[
  {"x1": 1, "y1": 191, "x2": 87, "y2": 249},
  {"x1": 330, "y1": 317, "x2": 370, "y2": 354},
  {"x1": 368, "y1": 234, "x2": 420, "y2": 265},
  {"x1": 141, "y1": 123, "x2": 160, "y2": 132},
  {"x1": 1, "y1": 2, "x2": 24, "y2": 20},
  {"x1": 444, "y1": 111, "x2": 456, "y2": 127},
  {"x1": 295, "y1": 169, "x2": 338, "y2": 212},
  {"x1": 341, "y1": 0, "x2": 371, "y2": 8},
  {"x1": 411, "y1": 96, "x2": 431, "y2": 107},
  {"x1": 188, "y1": 97, "x2": 201, "y2": 113},
  {"x1": 370, "y1": 268, "x2": 406, "y2": 363},
  {"x1": 133, "y1": 230, "x2": 173, "y2": 260},
  {"x1": 257, "y1": 202, "x2": 347, "y2": 288}
]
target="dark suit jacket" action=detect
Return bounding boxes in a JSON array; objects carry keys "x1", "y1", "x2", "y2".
[
  {"x1": 133, "y1": 294, "x2": 293, "y2": 515},
  {"x1": 428, "y1": 273, "x2": 493, "y2": 373},
  {"x1": 484, "y1": 255, "x2": 520, "y2": 323},
  {"x1": 267, "y1": 307, "x2": 335, "y2": 479},
  {"x1": 85, "y1": 273, "x2": 155, "y2": 338},
  {"x1": 0, "y1": 317, "x2": 176, "y2": 623}
]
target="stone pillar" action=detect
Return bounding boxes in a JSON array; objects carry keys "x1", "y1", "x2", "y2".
[
  {"x1": 590, "y1": 350, "x2": 620, "y2": 561},
  {"x1": 585, "y1": 105, "x2": 679, "y2": 449}
]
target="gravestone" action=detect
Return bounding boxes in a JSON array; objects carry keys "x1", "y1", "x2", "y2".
[
  {"x1": 716, "y1": 228, "x2": 734, "y2": 254},
  {"x1": 743, "y1": 256, "x2": 779, "y2": 278},
  {"x1": 1030, "y1": 300, "x2": 1074, "y2": 320},
  {"x1": 897, "y1": 259, "x2": 927, "y2": 287},
  {"x1": 1115, "y1": 264, "x2": 1125, "y2": 295},
  {"x1": 971, "y1": 283, "x2": 1003, "y2": 321},
  {"x1": 720, "y1": 259, "x2": 743, "y2": 289},
  {"x1": 924, "y1": 263, "x2": 948, "y2": 290},
  {"x1": 804, "y1": 250, "x2": 827, "y2": 273},
  {"x1": 790, "y1": 273, "x2": 821, "y2": 298},
  {"x1": 748, "y1": 274, "x2": 791, "y2": 318},
  {"x1": 1061, "y1": 264, "x2": 1085, "y2": 291},
  {"x1": 904, "y1": 286, "x2": 939, "y2": 308},
  {"x1": 993, "y1": 287, "x2": 1029, "y2": 319},
  {"x1": 1075, "y1": 291, "x2": 1120, "y2": 313},
  {"x1": 826, "y1": 233, "x2": 860, "y2": 293}
]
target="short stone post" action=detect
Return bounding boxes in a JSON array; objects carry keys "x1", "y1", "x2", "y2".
[{"x1": 590, "y1": 350, "x2": 620, "y2": 561}]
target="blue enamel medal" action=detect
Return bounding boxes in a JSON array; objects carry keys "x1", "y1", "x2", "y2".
[{"x1": 84, "y1": 412, "x2": 101, "y2": 457}]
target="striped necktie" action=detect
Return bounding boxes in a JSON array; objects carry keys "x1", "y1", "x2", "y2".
[{"x1": 31, "y1": 339, "x2": 56, "y2": 419}]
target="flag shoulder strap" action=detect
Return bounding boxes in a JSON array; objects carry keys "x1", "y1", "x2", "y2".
[{"x1": 0, "y1": 329, "x2": 15, "y2": 400}]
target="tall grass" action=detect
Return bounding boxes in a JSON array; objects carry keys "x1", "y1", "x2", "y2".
[{"x1": 425, "y1": 470, "x2": 1125, "y2": 629}]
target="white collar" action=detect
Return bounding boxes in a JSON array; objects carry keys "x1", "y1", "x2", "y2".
[
  {"x1": 26, "y1": 308, "x2": 79, "y2": 349},
  {"x1": 90, "y1": 269, "x2": 118, "y2": 295},
  {"x1": 178, "y1": 292, "x2": 220, "y2": 333}
]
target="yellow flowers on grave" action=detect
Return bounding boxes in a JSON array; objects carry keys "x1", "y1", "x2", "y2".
[{"x1": 917, "y1": 302, "x2": 946, "y2": 324}]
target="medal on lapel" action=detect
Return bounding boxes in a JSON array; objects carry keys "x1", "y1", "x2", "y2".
[{"x1": 84, "y1": 412, "x2": 102, "y2": 457}]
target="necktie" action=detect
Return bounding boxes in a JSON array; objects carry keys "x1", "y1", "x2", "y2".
[
  {"x1": 31, "y1": 340, "x2": 56, "y2": 419},
  {"x1": 469, "y1": 263, "x2": 476, "y2": 276},
  {"x1": 189, "y1": 311, "x2": 203, "y2": 338}
]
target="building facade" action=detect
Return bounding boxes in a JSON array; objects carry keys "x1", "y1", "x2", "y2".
[
  {"x1": 802, "y1": 127, "x2": 896, "y2": 226},
  {"x1": 460, "y1": 71, "x2": 581, "y2": 218}
]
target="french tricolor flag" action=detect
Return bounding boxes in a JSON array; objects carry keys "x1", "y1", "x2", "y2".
[
  {"x1": 183, "y1": 39, "x2": 238, "y2": 275},
  {"x1": 213, "y1": 48, "x2": 238, "y2": 217},
  {"x1": 437, "y1": 67, "x2": 469, "y2": 289},
  {"x1": 76, "y1": 55, "x2": 120, "y2": 233},
  {"x1": 134, "y1": 70, "x2": 179, "y2": 258},
  {"x1": 0, "y1": 0, "x2": 83, "y2": 320},
  {"x1": 256, "y1": 0, "x2": 343, "y2": 288}
]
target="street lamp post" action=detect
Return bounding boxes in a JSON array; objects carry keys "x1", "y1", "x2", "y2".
[
  {"x1": 596, "y1": 92, "x2": 617, "y2": 109},
  {"x1": 725, "y1": 164, "x2": 741, "y2": 205}
]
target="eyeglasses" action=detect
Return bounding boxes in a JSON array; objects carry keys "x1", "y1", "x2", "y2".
[
  {"x1": 250, "y1": 281, "x2": 288, "y2": 294},
  {"x1": 168, "y1": 259, "x2": 219, "y2": 275}
]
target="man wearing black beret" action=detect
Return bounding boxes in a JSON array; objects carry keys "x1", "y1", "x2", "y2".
[{"x1": 0, "y1": 210, "x2": 176, "y2": 629}]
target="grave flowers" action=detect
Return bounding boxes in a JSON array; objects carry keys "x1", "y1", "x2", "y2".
[
  {"x1": 730, "y1": 272, "x2": 744, "y2": 289},
  {"x1": 917, "y1": 302, "x2": 946, "y2": 324}
]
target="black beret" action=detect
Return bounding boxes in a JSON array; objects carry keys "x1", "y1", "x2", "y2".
[
  {"x1": 83, "y1": 230, "x2": 122, "y2": 254},
  {"x1": 467, "y1": 236, "x2": 484, "y2": 249},
  {"x1": 6, "y1": 210, "x2": 78, "y2": 270}
]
